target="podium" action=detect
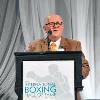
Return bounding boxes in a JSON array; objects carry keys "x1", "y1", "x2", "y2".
[{"x1": 14, "y1": 51, "x2": 83, "y2": 100}]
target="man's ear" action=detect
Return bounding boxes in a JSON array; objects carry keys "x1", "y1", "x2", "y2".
[
  {"x1": 43, "y1": 26, "x2": 46, "y2": 32},
  {"x1": 43, "y1": 25, "x2": 49, "y2": 33}
]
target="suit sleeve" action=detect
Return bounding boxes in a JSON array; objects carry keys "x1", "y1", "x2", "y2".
[
  {"x1": 26, "y1": 40, "x2": 42, "y2": 52},
  {"x1": 26, "y1": 41, "x2": 39, "y2": 52},
  {"x1": 26, "y1": 42, "x2": 33, "y2": 52},
  {"x1": 76, "y1": 41, "x2": 90, "y2": 79}
]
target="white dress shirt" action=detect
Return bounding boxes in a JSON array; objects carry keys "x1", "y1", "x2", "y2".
[{"x1": 50, "y1": 38, "x2": 64, "y2": 51}]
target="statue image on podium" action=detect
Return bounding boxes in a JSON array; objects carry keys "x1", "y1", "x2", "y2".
[{"x1": 27, "y1": 64, "x2": 74, "y2": 100}]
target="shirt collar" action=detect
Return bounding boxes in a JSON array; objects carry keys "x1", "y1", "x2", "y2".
[{"x1": 50, "y1": 38, "x2": 61, "y2": 48}]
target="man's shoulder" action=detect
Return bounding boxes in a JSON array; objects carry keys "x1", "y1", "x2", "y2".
[
  {"x1": 61, "y1": 37, "x2": 81, "y2": 50},
  {"x1": 29, "y1": 38, "x2": 46, "y2": 45},
  {"x1": 63, "y1": 37, "x2": 81, "y2": 44},
  {"x1": 26, "y1": 38, "x2": 47, "y2": 52}
]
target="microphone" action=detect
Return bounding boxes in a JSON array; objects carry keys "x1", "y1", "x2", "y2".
[
  {"x1": 47, "y1": 30, "x2": 52, "y2": 49},
  {"x1": 47, "y1": 30, "x2": 52, "y2": 36}
]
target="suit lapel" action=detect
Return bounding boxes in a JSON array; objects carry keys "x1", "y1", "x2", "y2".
[
  {"x1": 42, "y1": 36, "x2": 72, "y2": 51},
  {"x1": 41, "y1": 38, "x2": 49, "y2": 51},
  {"x1": 60, "y1": 36, "x2": 72, "y2": 51}
]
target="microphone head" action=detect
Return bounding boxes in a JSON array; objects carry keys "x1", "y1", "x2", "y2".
[{"x1": 48, "y1": 30, "x2": 52, "y2": 35}]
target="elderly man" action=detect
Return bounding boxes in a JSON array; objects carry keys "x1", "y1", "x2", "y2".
[{"x1": 26, "y1": 14, "x2": 90, "y2": 100}]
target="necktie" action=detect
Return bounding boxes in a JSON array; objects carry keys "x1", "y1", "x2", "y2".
[{"x1": 50, "y1": 42, "x2": 57, "y2": 51}]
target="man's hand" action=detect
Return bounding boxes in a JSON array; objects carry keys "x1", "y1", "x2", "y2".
[
  {"x1": 82, "y1": 59, "x2": 90, "y2": 79},
  {"x1": 82, "y1": 66, "x2": 90, "y2": 78}
]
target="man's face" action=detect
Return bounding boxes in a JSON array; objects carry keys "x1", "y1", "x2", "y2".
[{"x1": 44, "y1": 15, "x2": 64, "y2": 40}]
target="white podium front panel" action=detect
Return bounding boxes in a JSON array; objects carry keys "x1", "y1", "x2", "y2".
[{"x1": 23, "y1": 61, "x2": 75, "y2": 100}]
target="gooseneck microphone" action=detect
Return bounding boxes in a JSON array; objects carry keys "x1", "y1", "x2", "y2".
[
  {"x1": 47, "y1": 30, "x2": 52, "y2": 49},
  {"x1": 48, "y1": 30, "x2": 52, "y2": 36}
]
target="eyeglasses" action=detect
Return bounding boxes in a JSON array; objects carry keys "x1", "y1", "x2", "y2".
[{"x1": 46, "y1": 22, "x2": 63, "y2": 27}]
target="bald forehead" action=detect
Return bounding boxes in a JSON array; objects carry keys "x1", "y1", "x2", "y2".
[{"x1": 44, "y1": 15, "x2": 63, "y2": 24}]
